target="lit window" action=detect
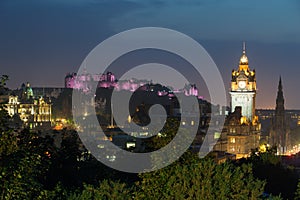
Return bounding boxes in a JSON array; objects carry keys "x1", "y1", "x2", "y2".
[{"x1": 230, "y1": 138, "x2": 235, "y2": 143}]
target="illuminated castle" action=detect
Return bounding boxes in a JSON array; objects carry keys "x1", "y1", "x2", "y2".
[
  {"x1": 65, "y1": 71, "x2": 116, "y2": 92},
  {"x1": 65, "y1": 71, "x2": 201, "y2": 98}
]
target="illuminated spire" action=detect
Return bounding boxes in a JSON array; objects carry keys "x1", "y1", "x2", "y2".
[{"x1": 239, "y1": 41, "x2": 248, "y2": 65}]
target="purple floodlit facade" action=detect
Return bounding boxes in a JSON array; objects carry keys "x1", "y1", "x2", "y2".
[
  {"x1": 65, "y1": 72, "x2": 202, "y2": 99},
  {"x1": 65, "y1": 72, "x2": 116, "y2": 92}
]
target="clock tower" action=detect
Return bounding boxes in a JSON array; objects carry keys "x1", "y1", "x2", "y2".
[
  {"x1": 214, "y1": 42, "x2": 261, "y2": 158},
  {"x1": 230, "y1": 42, "x2": 257, "y2": 122}
]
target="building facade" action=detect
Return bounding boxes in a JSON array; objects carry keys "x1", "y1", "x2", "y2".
[{"x1": 5, "y1": 82, "x2": 52, "y2": 129}]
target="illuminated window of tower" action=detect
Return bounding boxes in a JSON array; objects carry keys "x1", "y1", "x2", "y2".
[{"x1": 230, "y1": 138, "x2": 236, "y2": 143}]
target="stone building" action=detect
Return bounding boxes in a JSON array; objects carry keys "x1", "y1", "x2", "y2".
[
  {"x1": 5, "y1": 82, "x2": 52, "y2": 130},
  {"x1": 214, "y1": 43, "x2": 261, "y2": 159}
]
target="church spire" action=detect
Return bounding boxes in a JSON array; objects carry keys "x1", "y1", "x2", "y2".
[
  {"x1": 276, "y1": 76, "x2": 284, "y2": 113},
  {"x1": 278, "y1": 76, "x2": 282, "y2": 91}
]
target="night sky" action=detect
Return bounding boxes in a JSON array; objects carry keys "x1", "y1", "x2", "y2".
[{"x1": 0, "y1": 0, "x2": 299, "y2": 109}]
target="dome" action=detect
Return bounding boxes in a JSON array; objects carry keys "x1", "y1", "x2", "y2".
[
  {"x1": 240, "y1": 54, "x2": 248, "y2": 64},
  {"x1": 25, "y1": 82, "x2": 33, "y2": 99}
]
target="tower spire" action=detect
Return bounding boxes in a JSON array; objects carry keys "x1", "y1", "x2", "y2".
[
  {"x1": 279, "y1": 76, "x2": 282, "y2": 91},
  {"x1": 243, "y1": 41, "x2": 246, "y2": 54},
  {"x1": 272, "y1": 76, "x2": 288, "y2": 154},
  {"x1": 276, "y1": 76, "x2": 284, "y2": 111},
  {"x1": 239, "y1": 41, "x2": 248, "y2": 65}
]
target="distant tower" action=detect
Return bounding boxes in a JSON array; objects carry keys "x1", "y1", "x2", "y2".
[
  {"x1": 270, "y1": 77, "x2": 290, "y2": 154},
  {"x1": 230, "y1": 42, "x2": 257, "y2": 123}
]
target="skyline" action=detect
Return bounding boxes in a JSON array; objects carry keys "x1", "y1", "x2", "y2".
[{"x1": 1, "y1": 0, "x2": 299, "y2": 109}]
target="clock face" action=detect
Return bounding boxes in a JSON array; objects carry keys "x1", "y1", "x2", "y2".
[{"x1": 238, "y1": 81, "x2": 246, "y2": 89}]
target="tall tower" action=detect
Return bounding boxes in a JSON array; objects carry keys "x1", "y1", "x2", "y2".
[
  {"x1": 270, "y1": 77, "x2": 289, "y2": 153},
  {"x1": 275, "y1": 77, "x2": 285, "y2": 126},
  {"x1": 214, "y1": 42, "x2": 261, "y2": 159},
  {"x1": 230, "y1": 42, "x2": 257, "y2": 123}
]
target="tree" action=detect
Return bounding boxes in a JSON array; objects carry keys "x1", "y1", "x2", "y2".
[
  {"x1": 294, "y1": 180, "x2": 300, "y2": 200},
  {"x1": 0, "y1": 75, "x2": 54, "y2": 199},
  {"x1": 246, "y1": 149, "x2": 298, "y2": 199},
  {"x1": 0, "y1": 75, "x2": 17, "y2": 157},
  {"x1": 136, "y1": 152, "x2": 266, "y2": 200},
  {"x1": 0, "y1": 75, "x2": 8, "y2": 95},
  {"x1": 146, "y1": 117, "x2": 193, "y2": 170},
  {"x1": 46, "y1": 129, "x2": 84, "y2": 188},
  {"x1": 67, "y1": 180, "x2": 133, "y2": 200}
]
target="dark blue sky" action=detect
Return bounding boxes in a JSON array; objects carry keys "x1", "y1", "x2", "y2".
[{"x1": 0, "y1": 0, "x2": 299, "y2": 108}]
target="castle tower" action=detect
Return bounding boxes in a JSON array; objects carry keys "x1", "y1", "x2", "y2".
[{"x1": 229, "y1": 42, "x2": 257, "y2": 123}]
